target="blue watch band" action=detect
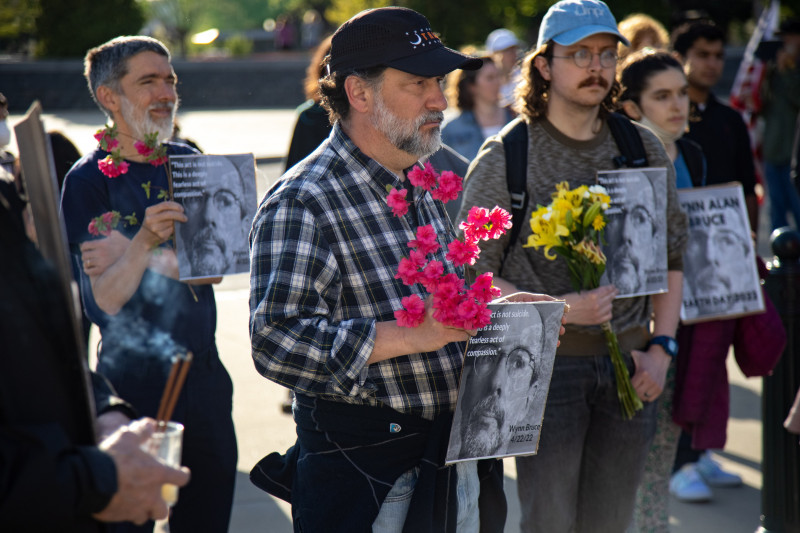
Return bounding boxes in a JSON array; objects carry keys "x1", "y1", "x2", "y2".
[{"x1": 648, "y1": 335, "x2": 678, "y2": 358}]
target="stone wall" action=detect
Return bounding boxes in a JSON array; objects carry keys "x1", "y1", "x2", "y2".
[
  {"x1": 1, "y1": 57, "x2": 309, "y2": 112},
  {"x1": 1, "y1": 47, "x2": 744, "y2": 113}
]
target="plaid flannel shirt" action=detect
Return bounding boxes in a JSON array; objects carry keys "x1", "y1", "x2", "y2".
[{"x1": 249, "y1": 124, "x2": 466, "y2": 419}]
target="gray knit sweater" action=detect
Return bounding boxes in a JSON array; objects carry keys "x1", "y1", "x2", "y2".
[{"x1": 457, "y1": 116, "x2": 688, "y2": 351}]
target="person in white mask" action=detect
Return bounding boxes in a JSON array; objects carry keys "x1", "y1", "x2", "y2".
[{"x1": 0, "y1": 92, "x2": 15, "y2": 177}]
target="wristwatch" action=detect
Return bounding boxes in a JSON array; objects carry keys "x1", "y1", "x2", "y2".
[{"x1": 648, "y1": 335, "x2": 678, "y2": 358}]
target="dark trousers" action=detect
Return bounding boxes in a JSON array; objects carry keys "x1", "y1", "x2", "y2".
[
  {"x1": 672, "y1": 430, "x2": 703, "y2": 472},
  {"x1": 99, "y1": 347, "x2": 237, "y2": 533}
]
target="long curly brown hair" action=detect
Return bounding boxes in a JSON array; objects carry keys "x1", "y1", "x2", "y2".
[{"x1": 515, "y1": 41, "x2": 620, "y2": 121}]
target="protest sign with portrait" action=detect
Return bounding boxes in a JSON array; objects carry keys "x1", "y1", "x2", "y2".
[
  {"x1": 169, "y1": 154, "x2": 257, "y2": 280},
  {"x1": 445, "y1": 300, "x2": 564, "y2": 464},
  {"x1": 678, "y1": 183, "x2": 764, "y2": 323},
  {"x1": 597, "y1": 167, "x2": 669, "y2": 297}
]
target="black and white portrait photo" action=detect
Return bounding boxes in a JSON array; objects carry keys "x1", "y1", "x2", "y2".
[
  {"x1": 678, "y1": 184, "x2": 764, "y2": 322},
  {"x1": 170, "y1": 154, "x2": 257, "y2": 280},
  {"x1": 598, "y1": 167, "x2": 668, "y2": 297},
  {"x1": 446, "y1": 301, "x2": 564, "y2": 464}
]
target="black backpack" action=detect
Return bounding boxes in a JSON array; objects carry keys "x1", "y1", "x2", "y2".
[{"x1": 499, "y1": 113, "x2": 648, "y2": 270}]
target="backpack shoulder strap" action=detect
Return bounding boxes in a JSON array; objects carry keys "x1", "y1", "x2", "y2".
[
  {"x1": 607, "y1": 112, "x2": 648, "y2": 168},
  {"x1": 676, "y1": 137, "x2": 707, "y2": 187},
  {"x1": 500, "y1": 118, "x2": 529, "y2": 272}
]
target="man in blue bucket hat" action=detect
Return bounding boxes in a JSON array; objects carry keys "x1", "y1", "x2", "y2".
[{"x1": 457, "y1": 0, "x2": 688, "y2": 531}]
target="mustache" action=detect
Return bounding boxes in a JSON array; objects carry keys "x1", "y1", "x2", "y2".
[
  {"x1": 613, "y1": 244, "x2": 639, "y2": 271},
  {"x1": 192, "y1": 227, "x2": 226, "y2": 253},
  {"x1": 416, "y1": 111, "x2": 444, "y2": 128},
  {"x1": 470, "y1": 395, "x2": 503, "y2": 423},
  {"x1": 696, "y1": 265, "x2": 730, "y2": 292},
  {"x1": 149, "y1": 102, "x2": 175, "y2": 113},
  {"x1": 578, "y1": 76, "x2": 609, "y2": 89}
]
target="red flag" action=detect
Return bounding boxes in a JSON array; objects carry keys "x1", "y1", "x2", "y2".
[
  {"x1": 729, "y1": 0, "x2": 780, "y2": 194},
  {"x1": 730, "y1": 0, "x2": 780, "y2": 116}
]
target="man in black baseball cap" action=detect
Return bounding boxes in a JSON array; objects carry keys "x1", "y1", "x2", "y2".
[
  {"x1": 249, "y1": 7, "x2": 503, "y2": 533},
  {"x1": 328, "y1": 7, "x2": 482, "y2": 77},
  {"x1": 319, "y1": 7, "x2": 481, "y2": 173}
]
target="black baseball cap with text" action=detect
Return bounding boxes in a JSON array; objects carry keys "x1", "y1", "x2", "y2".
[{"x1": 329, "y1": 7, "x2": 482, "y2": 77}]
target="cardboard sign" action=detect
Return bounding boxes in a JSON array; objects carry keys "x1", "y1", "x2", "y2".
[
  {"x1": 446, "y1": 300, "x2": 564, "y2": 464},
  {"x1": 169, "y1": 153, "x2": 257, "y2": 280},
  {"x1": 678, "y1": 183, "x2": 764, "y2": 323},
  {"x1": 597, "y1": 167, "x2": 669, "y2": 298}
]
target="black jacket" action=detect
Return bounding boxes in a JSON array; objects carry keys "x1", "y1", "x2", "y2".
[
  {"x1": 251, "y1": 393, "x2": 506, "y2": 533},
  {"x1": 0, "y1": 178, "x2": 116, "y2": 532}
]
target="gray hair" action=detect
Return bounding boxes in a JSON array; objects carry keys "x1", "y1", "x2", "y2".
[
  {"x1": 84, "y1": 36, "x2": 171, "y2": 115},
  {"x1": 318, "y1": 54, "x2": 386, "y2": 124}
]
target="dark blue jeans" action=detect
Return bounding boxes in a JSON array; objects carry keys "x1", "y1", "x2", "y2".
[
  {"x1": 765, "y1": 162, "x2": 800, "y2": 231},
  {"x1": 515, "y1": 354, "x2": 657, "y2": 533}
]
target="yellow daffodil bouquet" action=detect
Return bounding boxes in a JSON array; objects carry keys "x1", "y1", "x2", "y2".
[{"x1": 524, "y1": 181, "x2": 642, "y2": 419}]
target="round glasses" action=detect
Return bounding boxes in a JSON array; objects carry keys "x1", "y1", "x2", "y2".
[
  {"x1": 620, "y1": 204, "x2": 654, "y2": 229},
  {"x1": 183, "y1": 189, "x2": 240, "y2": 216},
  {"x1": 552, "y1": 49, "x2": 618, "y2": 69},
  {"x1": 472, "y1": 346, "x2": 535, "y2": 386}
]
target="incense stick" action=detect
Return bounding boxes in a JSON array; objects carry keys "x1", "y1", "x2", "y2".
[
  {"x1": 156, "y1": 352, "x2": 193, "y2": 429},
  {"x1": 156, "y1": 355, "x2": 180, "y2": 423}
]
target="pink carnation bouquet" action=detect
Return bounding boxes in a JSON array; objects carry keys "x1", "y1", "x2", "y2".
[{"x1": 387, "y1": 162, "x2": 510, "y2": 330}]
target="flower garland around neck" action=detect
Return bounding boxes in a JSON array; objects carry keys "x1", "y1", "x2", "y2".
[
  {"x1": 88, "y1": 126, "x2": 171, "y2": 240},
  {"x1": 94, "y1": 125, "x2": 168, "y2": 178},
  {"x1": 387, "y1": 162, "x2": 512, "y2": 330}
]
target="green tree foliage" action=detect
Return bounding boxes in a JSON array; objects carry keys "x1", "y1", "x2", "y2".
[
  {"x1": 5, "y1": 0, "x2": 771, "y2": 59},
  {"x1": 0, "y1": 0, "x2": 40, "y2": 54},
  {"x1": 0, "y1": 0, "x2": 39, "y2": 39},
  {"x1": 191, "y1": 0, "x2": 273, "y2": 31},
  {"x1": 326, "y1": 0, "x2": 388, "y2": 27},
  {"x1": 140, "y1": 0, "x2": 206, "y2": 58},
  {"x1": 322, "y1": 0, "x2": 758, "y2": 51},
  {"x1": 224, "y1": 32, "x2": 254, "y2": 56},
  {"x1": 35, "y1": 0, "x2": 144, "y2": 58},
  {"x1": 322, "y1": 0, "x2": 551, "y2": 49}
]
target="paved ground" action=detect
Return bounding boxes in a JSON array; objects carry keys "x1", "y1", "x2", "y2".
[{"x1": 10, "y1": 108, "x2": 777, "y2": 532}]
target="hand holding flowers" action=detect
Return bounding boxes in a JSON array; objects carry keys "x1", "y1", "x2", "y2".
[
  {"x1": 525, "y1": 181, "x2": 642, "y2": 419},
  {"x1": 387, "y1": 163, "x2": 510, "y2": 331}
]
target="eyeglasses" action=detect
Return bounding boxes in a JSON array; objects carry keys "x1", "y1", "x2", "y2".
[
  {"x1": 552, "y1": 49, "x2": 618, "y2": 68},
  {"x1": 183, "y1": 189, "x2": 240, "y2": 215},
  {"x1": 472, "y1": 346, "x2": 535, "y2": 385},
  {"x1": 620, "y1": 204, "x2": 654, "y2": 229}
]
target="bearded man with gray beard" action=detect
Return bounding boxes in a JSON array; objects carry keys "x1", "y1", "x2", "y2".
[
  {"x1": 60, "y1": 36, "x2": 237, "y2": 533},
  {"x1": 248, "y1": 7, "x2": 561, "y2": 532}
]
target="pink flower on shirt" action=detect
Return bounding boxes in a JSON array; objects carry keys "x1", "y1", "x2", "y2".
[
  {"x1": 98, "y1": 156, "x2": 129, "y2": 178},
  {"x1": 431, "y1": 171, "x2": 462, "y2": 203},
  {"x1": 386, "y1": 187, "x2": 409, "y2": 217},
  {"x1": 408, "y1": 225, "x2": 440, "y2": 255}
]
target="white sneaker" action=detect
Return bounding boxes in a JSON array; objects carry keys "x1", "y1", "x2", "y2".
[
  {"x1": 696, "y1": 451, "x2": 743, "y2": 488},
  {"x1": 670, "y1": 464, "x2": 713, "y2": 502}
]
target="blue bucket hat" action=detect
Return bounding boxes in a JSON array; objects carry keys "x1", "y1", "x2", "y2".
[{"x1": 536, "y1": 0, "x2": 630, "y2": 49}]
